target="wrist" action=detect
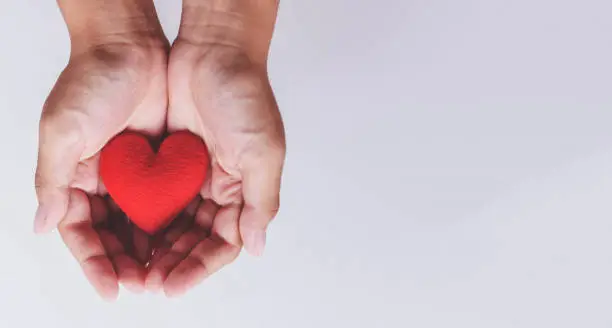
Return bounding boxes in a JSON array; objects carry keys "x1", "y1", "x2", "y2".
[
  {"x1": 58, "y1": 0, "x2": 168, "y2": 55},
  {"x1": 177, "y1": 0, "x2": 279, "y2": 65}
]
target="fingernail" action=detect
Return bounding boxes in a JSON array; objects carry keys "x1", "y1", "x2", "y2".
[
  {"x1": 33, "y1": 205, "x2": 48, "y2": 234},
  {"x1": 245, "y1": 230, "x2": 266, "y2": 256}
]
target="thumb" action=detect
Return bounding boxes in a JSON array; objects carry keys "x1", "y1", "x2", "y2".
[
  {"x1": 34, "y1": 111, "x2": 85, "y2": 234},
  {"x1": 239, "y1": 153, "x2": 284, "y2": 256}
]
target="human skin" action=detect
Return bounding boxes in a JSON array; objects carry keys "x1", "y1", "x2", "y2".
[
  {"x1": 146, "y1": 0, "x2": 285, "y2": 296},
  {"x1": 34, "y1": 0, "x2": 285, "y2": 299}
]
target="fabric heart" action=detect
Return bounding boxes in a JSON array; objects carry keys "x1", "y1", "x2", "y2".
[{"x1": 100, "y1": 131, "x2": 209, "y2": 234}]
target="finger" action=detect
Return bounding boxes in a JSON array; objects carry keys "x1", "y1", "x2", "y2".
[
  {"x1": 150, "y1": 200, "x2": 217, "y2": 267},
  {"x1": 146, "y1": 229, "x2": 205, "y2": 292},
  {"x1": 58, "y1": 189, "x2": 119, "y2": 301},
  {"x1": 149, "y1": 213, "x2": 195, "y2": 265},
  {"x1": 109, "y1": 211, "x2": 133, "y2": 252},
  {"x1": 105, "y1": 195, "x2": 121, "y2": 214},
  {"x1": 103, "y1": 211, "x2": 147, "y2": 292},
  {"x1": 208, "y1": 161, "x2": 242, "y2": 205},
  {"x1": 184, "y1": 196, "x2": 201, "y2": 217},
  {"x1": 98, "y1": 230, "x2": 146, "y2": 293},
  {"x1": 146, "y1": 216, "x2": 211, "y2": 292},
  {"x1": 115, "y1": 255, "x2": 147, "y2": 293},
  {"x1": 239, "y1": 155, "x2": 284, "y2": 256},
  {"x1": 200, "y1": 174, "x2": 213, "y2": 199},
  {"x1": 72, "y1": 156, "x2": 100, "y2": 194},
  {"x1": 132, "y1": 226, "x2": 152, "y2": 265},
  {"x1": 90, "y1": 196, "x2": 108, "y2": 228},
  {"x1": 35, "y1": 111, "x2": 85, "y2": 234},
  {"x1": 146, "y1": 201, "x2": 218, "y2": 292},
  {"x1": 148, "y1": 197, "x2": 201, "y2": 258},
  {"x1": 163, "y1": 205, "x2": 241, "y2": 297},
  {"x1": 195, "y1": 199, "x2": 220, "y2": 232},
  {"x1": 91, "y1": 196, "x2": 145, "y2": 292}
]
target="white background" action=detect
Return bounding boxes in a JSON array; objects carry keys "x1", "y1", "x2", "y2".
[{"x1": 1, "y1": 0, "x2": 612, "y2": 327}]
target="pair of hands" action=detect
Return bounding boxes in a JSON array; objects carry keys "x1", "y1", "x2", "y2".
[{"x1": 34, "y1": 39, "x2": 285, "y2": 299}]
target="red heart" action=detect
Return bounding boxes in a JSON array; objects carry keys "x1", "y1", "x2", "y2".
[{"x1": 100, "y1": 131, "x2": 209, "y2": 234}]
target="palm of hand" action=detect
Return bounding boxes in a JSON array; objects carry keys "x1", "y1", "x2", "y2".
[{"x1": 144, "y1": 43, "x2": 285, "y2": 296}]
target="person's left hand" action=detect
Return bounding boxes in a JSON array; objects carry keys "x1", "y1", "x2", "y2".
[{"x1": 145, "y1": 42, "x2": 286, "y2": 296}]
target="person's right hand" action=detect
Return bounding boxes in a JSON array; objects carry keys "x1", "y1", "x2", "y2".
[{"x1": 34, "y1": 43, "x2": 168, "y2": 300}]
